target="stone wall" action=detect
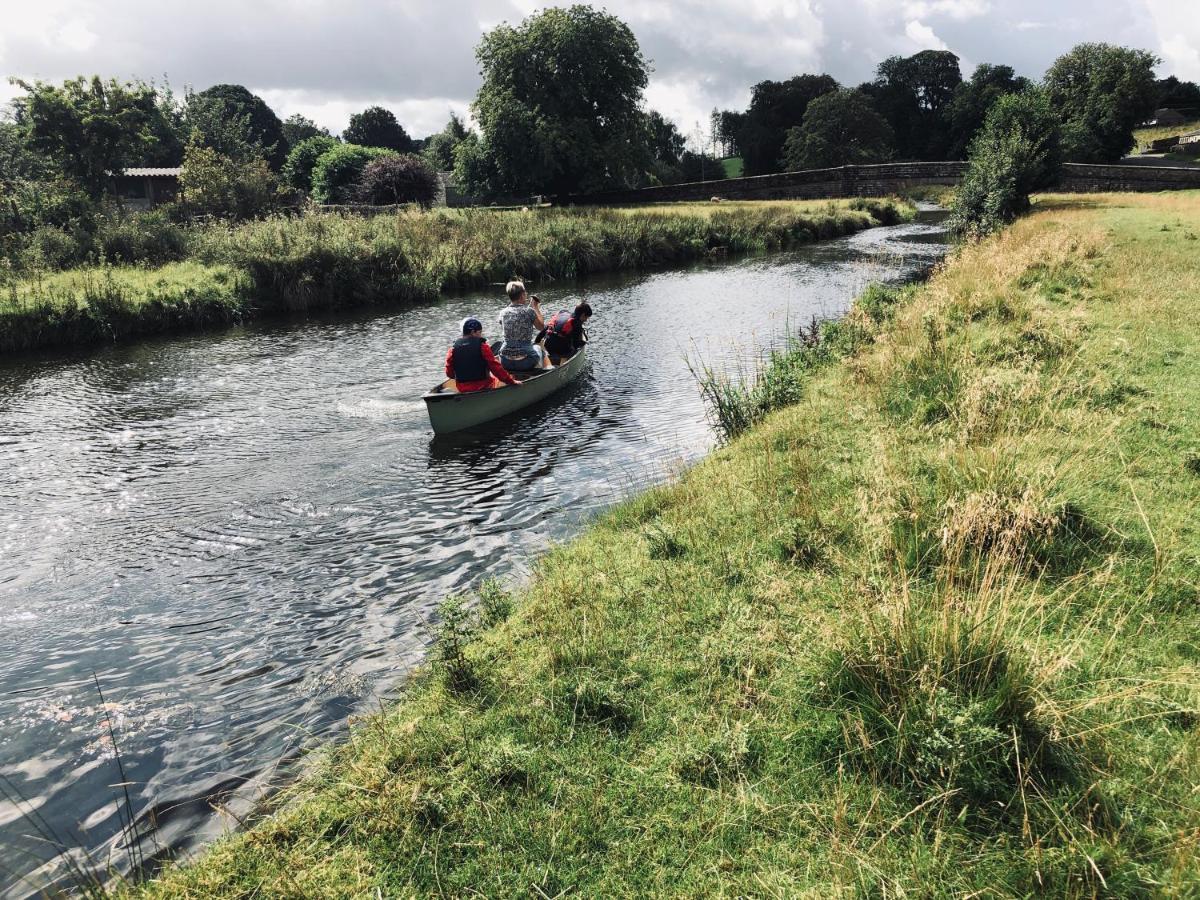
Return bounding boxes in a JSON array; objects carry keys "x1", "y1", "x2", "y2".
[{"x1": 557, "y1": 161, "x2": 1200, "y2": 205}]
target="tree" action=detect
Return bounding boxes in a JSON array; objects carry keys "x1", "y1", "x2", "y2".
[
  {"x1": 781, "y1": 89, "x2": 894, "y2": 170},
  {"x1": 281, "y1": 134, "x2": 339, "y2": 193},
  {"x1": 948, "y1": 64, "x2": 1031, "y2": 158},
  {"x1": 282, "y1": 113, "x2": 330, "y2": 147},
  {"x1": 186, "y1": 84, "x2": 288, "y2": 168},
  {"x1": 356, "y1": 154, "x2": 439, "y2": 207},
  {"x1": 949, "y1": 89, "x2": 1062, "y2": 237},
  {"x1": 713, "y1": 110, "x2": 746, "y2": 158},
  {"x1": 178, "y1": 135, "x2": 280, "y2": 219},
  {"x1": 16, "y1": 76, "x2": 162, "y2": 196},
  {"x1": 678, "y1": 150, "x2": 725, "y2": 183},
  {"x1": 422, "y1": 113, "x2": 469, "y2": 171},
  {"x1": 738, "y1": 74, "x2": 839, "y2": 176},
  {"x1": 460, "y1": 5, "x2": 650, "y2": 198},
  {"x1": 1045, "y1": 44, "x2": 1158, "y2": 162},
  {"x1": 343, "y1": 107, "x2": 413, "y2": 153},
  {"x1": 646, "y1": 111, "x2": 686, "y2": 167},
  {"x1": 1153, "y1": 76, "x2": 1200, "y2": 112},
  {"x1": 864, "y1": 50, "x2": 962, "y2": 159},
  {"x1": 311, "y1": 144, "x2": 397, "y2": 204}
]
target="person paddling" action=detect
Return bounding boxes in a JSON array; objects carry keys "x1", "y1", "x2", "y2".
[
  {"x1": 445, "y1": 317, "x2": 520, "y2": 392},
  {"x1": 541, "y1": 302, "x2": 592, "y2": 362},
  {"x1": 497, "y1": 280, "x2": 552, "y2": 372}
]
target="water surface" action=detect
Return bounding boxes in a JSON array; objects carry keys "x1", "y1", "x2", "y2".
[{"x1": 0, "y1": 212, "x2": 947, "y2": 895}]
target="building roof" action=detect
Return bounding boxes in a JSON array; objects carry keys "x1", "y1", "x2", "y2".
[{"x1": 118, "y1": 167, "x2": 182, "y2": 177}]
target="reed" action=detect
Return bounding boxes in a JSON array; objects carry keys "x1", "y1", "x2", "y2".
[{"x1": 1, "y1": 199, "x2": 911, "y2": 355}]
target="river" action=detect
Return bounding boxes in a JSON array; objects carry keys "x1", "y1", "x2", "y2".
[{"x1": 0, "y1": 210, "x2": 947, "y2": 895}]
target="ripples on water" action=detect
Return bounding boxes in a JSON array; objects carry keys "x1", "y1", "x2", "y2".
[{"x1": 0, "y1": 214, "x2": 946, "y2": 895}]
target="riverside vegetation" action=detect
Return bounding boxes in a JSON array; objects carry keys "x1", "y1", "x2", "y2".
[
  {"x1": 0, "y1": 198, "x2": 907, "y2": 355},
  {"x1": 126, "y1": 191, "x2": 1200, "y2": 896}
]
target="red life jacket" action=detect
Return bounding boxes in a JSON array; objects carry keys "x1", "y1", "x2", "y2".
[
  {"x1": 547, "y1": 311, "x2": 576, "y2": 336},
  {"x1": 450, "y1": 336, "x2": 488, "y2": 382}
]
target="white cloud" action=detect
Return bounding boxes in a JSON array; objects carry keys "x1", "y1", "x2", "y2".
[
  {"x1": 1144, "y1": 0, "x2": 1200, "y2": 81},
  {"x1": 0, "y1": 0, "x2": 1171, "y2": 136},
  {"x1": 905, "y1": 19, "x2": 951, "y2": 51},
  {"x1": 903, "y1": 0, "x2": 989, "y2": 21}
]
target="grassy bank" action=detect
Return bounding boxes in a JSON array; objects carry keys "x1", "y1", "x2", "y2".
[
  {"x1": 128, "y1": 191, "x2": 1200, "y2": 896},
  {"x1": 0, "y1": 198, "x2": 907, "y2": 356}
]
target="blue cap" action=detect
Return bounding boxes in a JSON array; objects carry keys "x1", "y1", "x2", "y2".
[{"x1": 461, "y1": 317, "x2": 483, "y2": 334}]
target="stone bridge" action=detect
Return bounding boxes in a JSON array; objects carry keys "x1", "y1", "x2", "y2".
[{"x1": 557, "y1": 161, "x2": 1200, "y2": 205}]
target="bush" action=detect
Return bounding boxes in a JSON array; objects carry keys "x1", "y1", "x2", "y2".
[
  {"x1": 949, "y1": 90, "x2": 1062, "y2": 238},
  {"x1": 95, "y1": 210, "x2": 188, "y2": 264},
  {"x1": 310, "y1": 144, "x2": 397, "y2": 204},
  {"x1": 22, "y1": 225, "x2": 89, "y2": 269},
  {"x1": 356, "y1": 154, "x2": 439, "y2": 207},
  {"x1": 281, "y1": 135, "x2": 339, "y2": 194},
  {"x1": 179, "y1": 139, "x2": 281, "y2": 220}
]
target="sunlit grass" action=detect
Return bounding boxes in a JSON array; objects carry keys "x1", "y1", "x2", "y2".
[
  {"x1": 1132, "y1": 118, "x2": 1200, "y2": 150},
  {"x1": 125, "y1": 190, "x2": 1200, "y2": 897}
]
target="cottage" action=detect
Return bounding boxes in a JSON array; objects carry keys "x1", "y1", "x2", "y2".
[{"x1": 109, "y1": 167, "x2": 181, "y2": 209}]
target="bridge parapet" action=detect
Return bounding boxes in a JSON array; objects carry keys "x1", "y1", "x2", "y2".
[{"x1": 557, "y1": 161, "x2": 1200, "y2": 205}]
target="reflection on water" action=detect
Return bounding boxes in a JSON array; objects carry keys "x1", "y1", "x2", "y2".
[{"x1": 0, "y1": 212, "x2": 947, "y2": 895}]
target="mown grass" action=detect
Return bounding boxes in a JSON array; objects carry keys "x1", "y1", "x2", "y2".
[
  {"x1": 123, "y1": 190, "x2": 1200, "y2": 896},
  {"x1": 0, "y1": 199, "x2": 909, "y2": 355}
]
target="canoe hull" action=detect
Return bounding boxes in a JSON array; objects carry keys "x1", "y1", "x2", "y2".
[{"x1": 422, "y1": 346, "x2": 588, "y2": 434}]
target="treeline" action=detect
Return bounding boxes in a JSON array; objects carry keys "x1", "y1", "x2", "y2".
[
  {"x1": 713, "y1": 45, "x2": 1195, "y2": 177},
  {"x1": 2, "y1": 3, "x2": 1196, "y2": 276}
]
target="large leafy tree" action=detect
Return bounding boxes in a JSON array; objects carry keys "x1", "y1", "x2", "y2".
[
  {"x1": 781, "y1": 89, "x2": 894, "y2": 170},
  {"x1": 460, "y1": 5, "x2": 650, "y2": 198},
  {"x1": 949, "y1": 89, "x2": 1062, "y2": 237},
  {"x1": 186, "y1": 84, "x2": 288, "y2": 169},
  {"x1": 282, "y1": 113, "x2": 331, "y2": 147},
  {"x1": 422, "y1": 113, "x2": 470, "y2": 171},
  {"x1": 646, "y1": 111, "x2": 686, "y2": 168},
  {"x1": 1044, "y1": 44, "x2": 1159, "y2": 162},
  {"x1": 738, "y1": 74, "x2": 839, "y2": 176},
  {"x1": 343, "y1": 106, "x2": 414, "y2": 153},
  {"x1": 16, "y1": 76, "x2": 164, "y2": 195},
  {"x1": 1153, "y1": 76, "x2": 1200, "y2": 111},
  {"x1": 863, "y1": 50, "x2": 962, "y2": 159},
  {"x1": 947, "y1": 64, "x2": 1031, "y2": 158}
]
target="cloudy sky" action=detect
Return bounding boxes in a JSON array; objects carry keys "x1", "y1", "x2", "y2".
[{"x1": 1, "y1": 0, "x2": 1196, "y2": 139}]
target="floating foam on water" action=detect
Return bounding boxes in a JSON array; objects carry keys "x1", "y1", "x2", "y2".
[{"x1": 336, "y1": 397, "x2": 417, "y2": 421}]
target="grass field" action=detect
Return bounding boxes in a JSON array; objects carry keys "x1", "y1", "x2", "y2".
[
  {"x1": 721, "y1": 156, "x2": 744, "y2": 178},
  {"x1": 0, "y1": 200, "x2": 909, "y2": 356},
  {"x1": 126, "y1": 191, "x2": 1200, "y2": 896}
]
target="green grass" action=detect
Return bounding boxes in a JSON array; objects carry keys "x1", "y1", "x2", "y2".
[
  {"x1": 1133, "y1": 119, "x2": 1200, "y2": 151},
  {"x1": 720, "y1": 156, "x2": 744, "y2": 178},
  {"x1": 1, "y1": 199, "x2": 910, "y2": 355},
  {"x1": 125, "y1": 191, "x2": 1200, "y2": 896}
]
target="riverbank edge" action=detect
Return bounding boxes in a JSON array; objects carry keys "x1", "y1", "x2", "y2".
[
  {"x1": 0, "y1": 199, "x2": 911, "y2": 357},
  {"x1": 129, "y1": 192, "x2": 1200, "y2": 896}
]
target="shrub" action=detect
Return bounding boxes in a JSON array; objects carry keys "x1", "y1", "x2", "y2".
[
  {"x1": 311, "y1": 144, "x2": 397, "y2": 204},
  {"x1": 949, "y1": 90, "x2": 1062, "y2": 238},
  {"x1": 356, "y1": 154, "x2": 439, "y2": 207},
  {"x1": 178, "y1": 139, "x2": 281, "y2": 220},
  {"x1": 95, "y1": 210, "x2": 188, "y2": 264},
  {"x1": 23, "y1": 225, "x2": 89, "y2": 269},
  {"x1": 281, "y1": 135, "x2": 339, "y2": 194}
]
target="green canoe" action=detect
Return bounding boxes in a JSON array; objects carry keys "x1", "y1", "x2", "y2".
[{"x1": 422, "y1": 345, "x2": 588, "y2": 434}]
